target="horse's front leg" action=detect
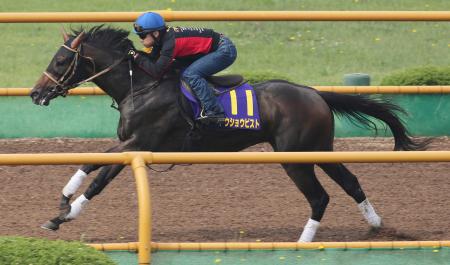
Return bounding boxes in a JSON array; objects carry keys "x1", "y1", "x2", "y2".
[
  {"x1": 42, "y1": 164, "x2": 126, "y2": 231},
  {"x1": 51, "y1": 145, "x2": 121, "y2": 224},
  {"x1": 41, "y1": 143, "x2": 133, "y2": 231},
  {"x1": 54, "y1": 164, "x2": 102, "y2": 220}
]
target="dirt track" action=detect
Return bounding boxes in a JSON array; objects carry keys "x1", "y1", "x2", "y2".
[{"x1": 0, "y1": 137, "x2": 449, "y2": 243}]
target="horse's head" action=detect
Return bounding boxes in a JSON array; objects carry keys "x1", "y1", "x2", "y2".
[
  {"x1": 30, "y1": 30, "x2": 90, "y2": 106},
  {"x1": 31, "y1": 26, "x2": 151, "y2": 106}
]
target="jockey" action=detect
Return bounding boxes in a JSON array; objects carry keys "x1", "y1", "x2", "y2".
[{"x1": 131, "y1": 12, "x2": 237, "y2": 125}]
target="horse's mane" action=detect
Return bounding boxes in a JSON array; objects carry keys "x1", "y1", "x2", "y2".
[{"x1": 72, "y1": 25, "x2": 133, "y2": 52}]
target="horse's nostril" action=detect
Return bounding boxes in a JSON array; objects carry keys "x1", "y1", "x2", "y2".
[{"x1": 30, "y1": 91, "x2": 41, "y2": 103}]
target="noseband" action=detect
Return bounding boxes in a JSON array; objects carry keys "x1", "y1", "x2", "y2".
[{"x1": 43, "y1": 44, "x2": 125, "y2": 99}]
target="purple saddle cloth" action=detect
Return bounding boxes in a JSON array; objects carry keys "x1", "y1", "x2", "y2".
[{"x1": 181, "y1": 82, "x2": 261, "y2": 130}]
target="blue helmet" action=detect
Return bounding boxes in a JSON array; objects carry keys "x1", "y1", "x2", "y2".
[{"x1": 133, "y1": 12, "x2": 166, "y2": 34}]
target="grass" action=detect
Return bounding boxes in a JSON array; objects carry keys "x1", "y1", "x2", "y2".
[
  {"x1": 0, "y1": 236, "x2": 115, "y2": 265},
  {"x1": 0, "y1": 0, "x2": 449, "y2": 87}
]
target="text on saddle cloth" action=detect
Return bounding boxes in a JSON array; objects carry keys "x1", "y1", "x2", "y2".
[{"x1": 181, "y1": 82, "x2": 261, "y2": 130}]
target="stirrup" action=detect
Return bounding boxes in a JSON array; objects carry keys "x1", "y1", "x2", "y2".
[
  {"x1": 196, "y1": 110, "x2": 226, "y2": 127},
  {"x1": 197, "y1": 108, "x2": 225, "y2": 120}
]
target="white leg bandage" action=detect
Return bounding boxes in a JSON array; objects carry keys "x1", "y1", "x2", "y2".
[
  {"x1": 62, "y1": 169, "x2": 87, "y2": 197},
  {"x1": 65, "y1": 194, "x2": 89, "y2": 220},
  {"x1": 298, "y1": 218, "x2": 320, "y2": 242},
  {"x1": 358, "y1": 199, "x2": 382, "y2": 227}
]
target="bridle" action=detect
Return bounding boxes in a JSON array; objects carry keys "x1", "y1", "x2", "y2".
[{"x1": 42, "y1": 44, "x2": 125, "y2": 100}]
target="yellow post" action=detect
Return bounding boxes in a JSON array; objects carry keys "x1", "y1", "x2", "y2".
[{"x1": 131, "y1": 155, "x2": 152, "y2": 265}]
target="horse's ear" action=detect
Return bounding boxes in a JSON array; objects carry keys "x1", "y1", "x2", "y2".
[
  {"x1": 61, "y1": 27, "x2": 69, "y2": 43},
  {"x1": 70, "y1": 31, "x2": 85, "y2": 49}
]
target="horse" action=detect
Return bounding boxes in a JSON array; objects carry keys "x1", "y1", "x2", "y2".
[{"x1": 30, "y1": 26, "x2": 429, "y2": 242}]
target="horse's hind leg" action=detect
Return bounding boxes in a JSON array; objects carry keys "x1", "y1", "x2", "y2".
[
  {"x1": 282, "y1": 163, "x2": 330, "y2": 242},
  {"x1": 318, "y1": 163, "x2": 382, "y2": 229}
]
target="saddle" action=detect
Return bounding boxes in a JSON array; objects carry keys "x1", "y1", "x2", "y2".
[
  {"x1": 206, "y1": 74, "x2": 244, "y2": 88},
  {"x1": 180, "y1": 74, "x2": 261, "y2": 131},
  {"x1": 182, "y1": 74, "x2": 245, "y2": 96}
]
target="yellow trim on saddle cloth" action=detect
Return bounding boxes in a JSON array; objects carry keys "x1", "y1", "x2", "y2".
[
  {"x1": 245, "y1": 90, "x2": 254, "y2": 116},
  {"x1": 230, "y1": 90, "x2": 238, "y2": 115}
]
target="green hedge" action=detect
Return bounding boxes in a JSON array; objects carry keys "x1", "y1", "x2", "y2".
[
  {"x1": 0, "y1": 237, "x2": 115, "y2": 265},
  {"x1": 376, "y1": 66, "x2": 450, "y2": 137},
  {"x1": 380, "y1": 66, "x2": 450, "y2": 85}
]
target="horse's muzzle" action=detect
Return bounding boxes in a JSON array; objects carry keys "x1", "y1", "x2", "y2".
[
  {"x1": 30, "y1": 89, "x2": 51, "y2": 106},
  {"x1": 30, "y1": 90, "x2": 40, "y2": 105},
  {"x1": 30, "y1": 88, "x2": 54, "y2": 106}
]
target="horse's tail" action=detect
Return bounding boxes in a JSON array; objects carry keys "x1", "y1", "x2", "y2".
[{"x1": 317, "y1": 91, "x2": 430, "y2": 151}]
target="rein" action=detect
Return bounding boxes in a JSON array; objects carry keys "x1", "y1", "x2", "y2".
[{"x1": 43, "y1": 44, "x2": 126, "y2": 99}]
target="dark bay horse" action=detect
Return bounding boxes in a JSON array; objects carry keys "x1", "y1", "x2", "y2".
[{"x1": 30, "y1": 26, "x2": 428, "y2": 242}]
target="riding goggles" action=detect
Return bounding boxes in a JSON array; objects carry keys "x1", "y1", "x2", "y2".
[{"x1": 134, "y1": 23, "x2": 152, "y2": 39}]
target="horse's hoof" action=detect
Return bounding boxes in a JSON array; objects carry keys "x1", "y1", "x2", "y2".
[
  {"x1": 41, "y1": 220, "x2": 60, "y2": 231},
  {"x1": 368, "y1": 221, "x2": 384, "y2": 235}
]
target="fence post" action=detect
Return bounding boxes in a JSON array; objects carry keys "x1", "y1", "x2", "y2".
[{"x1": 131, "y1": 154, "x2": 152, "y2": 264}]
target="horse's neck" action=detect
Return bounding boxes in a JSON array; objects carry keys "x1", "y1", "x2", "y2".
[
  {"x1": 92, "y1": 65, "x2": 177, "y2": 105},
  {"x1": 92, "y1": 76, "x2": 128, "y2": 103},
  {"x1": 82, "y1": 45, "x2": 130, "y2": 103},
  {"x1": 85, "y1": 44, "x2": 181, "y2": 110},
  {"x1": 94, "y1": 65, "x2": 180, "y2": 110}
]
